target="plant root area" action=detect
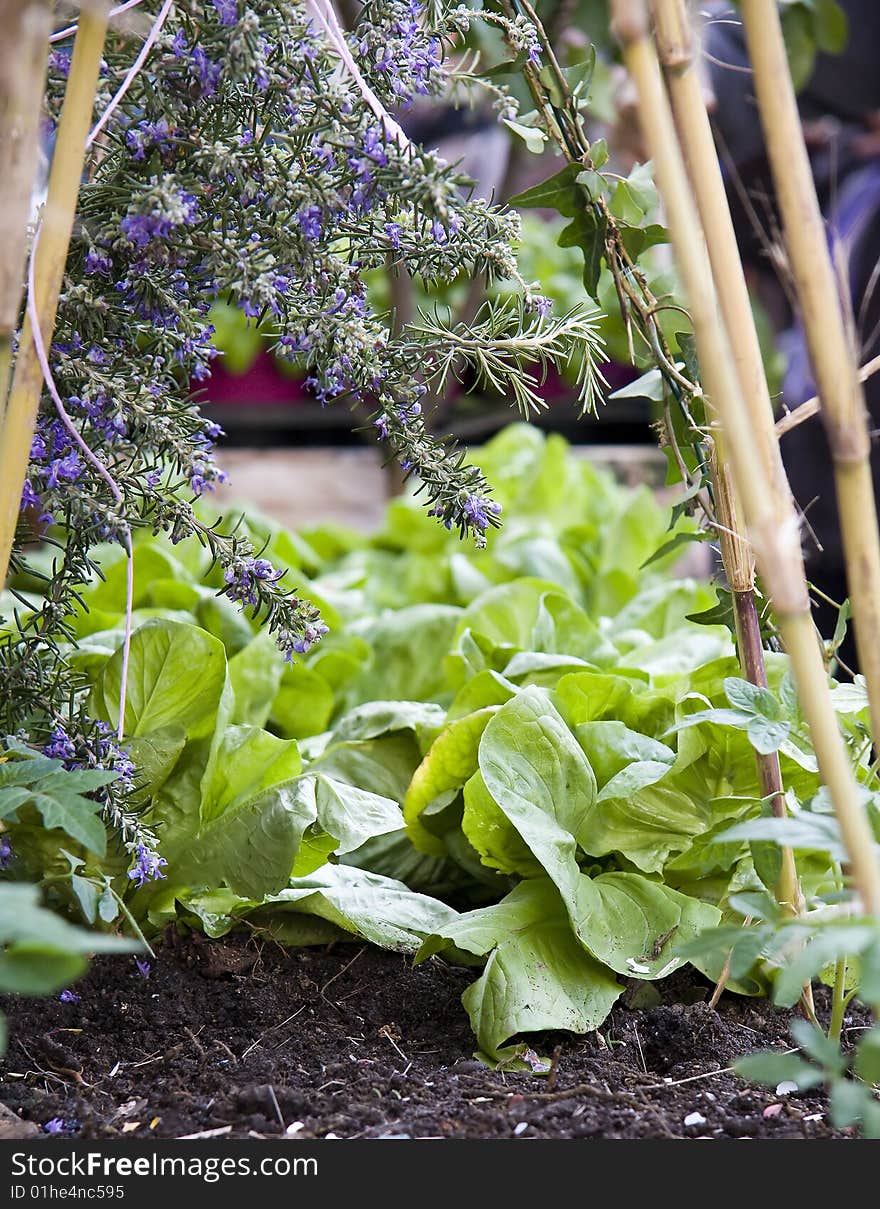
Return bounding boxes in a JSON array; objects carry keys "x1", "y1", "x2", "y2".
[{"x1": 0, "y1": 935, "x2": 857, "y2": 1140}]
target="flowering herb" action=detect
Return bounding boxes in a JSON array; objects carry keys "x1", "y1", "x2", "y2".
[
  {"x1": 59, "y1": 989, "x2": 80, "y2": 1004},
  {"x1": 127, "y1": 842, "x2": 168, "y2": 888},
  {"x1": 2, "y1": 0, "x2": 599, "y2": 882},
  {"x1": 135, "y1": 958, "x2": 152, "y2": 979}
]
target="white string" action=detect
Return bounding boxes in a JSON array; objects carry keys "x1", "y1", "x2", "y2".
[
  {"x1": 87, "y1": 0, "x2": 175, "y2": 148},
  {"x1": 50, "y1": 0, "x2": 146, "y2": 45},
  {"x1": 304, "y1": 0, "x2": 411, "y2": 150}
]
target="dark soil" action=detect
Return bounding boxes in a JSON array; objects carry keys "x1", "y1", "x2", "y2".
[{"x1": 0, "y1": 933, "x2": 860, "y2": 1140}]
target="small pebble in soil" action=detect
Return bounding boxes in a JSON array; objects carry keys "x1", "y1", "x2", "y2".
[
  {"x1": 775, "y1": 1080, "x2": 799, "y2": 1096},
  {"x1": 514, "y1": 1122, "x2": 529, "y2": 1136},
  {"x1": 683, "y1": 1112, "x2": 707, "y2": 1127}
]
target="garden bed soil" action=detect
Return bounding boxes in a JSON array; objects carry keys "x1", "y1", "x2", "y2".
[{"x1": 0, "y1": 934, "x2": 857, "y2": 1141}]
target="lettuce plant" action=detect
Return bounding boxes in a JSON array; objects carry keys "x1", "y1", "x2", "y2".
[{"x1": 8, "y1": 425, "x2": 874, "y2": 1069}]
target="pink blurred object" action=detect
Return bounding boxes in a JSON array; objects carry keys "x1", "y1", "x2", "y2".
[{"x1": 193, "y1": 350, "x2": 309, "y2": 408}]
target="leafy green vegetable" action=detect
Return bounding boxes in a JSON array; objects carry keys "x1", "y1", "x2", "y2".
[
  {"x1": 14, "y1": 423, "x2": 867, "y2": 1061},
  {"x1": 419, "y1": 879, "x2": 622, "y2": 1063}
]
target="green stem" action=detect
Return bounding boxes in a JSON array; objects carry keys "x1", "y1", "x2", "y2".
[
  {"x1": 0, "y1": 4, "x2": 109, "y2": 590},
  {"x1": 828, "y1": 955, "x2": 848, "y2": 1043}
]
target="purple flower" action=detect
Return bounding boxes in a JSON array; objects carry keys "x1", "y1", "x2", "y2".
[
  {"x1": 190, "y1": 46, "x2": 222, "y2": 95},
  {"x1": 47, "y1": 49, "x2": 71, "y2": 77},
  {"x1": 289, "y1": 621, "x2": 330, "y2": 657},
  {"x1": 311, "y1": 137, "x2": 335, "y2": 166},
  {"x1": 45, "y1": 450, "x2": 83, "y2": 488},
  {"x1": 0, "y1": 836, "x2": 13, "y2": 869},
  {"x1": 20, "y1": 480, "x2": 41, "y2": 511},
  {"x1": 59, "y1": 989, "x2": 80, "y2": 1004},
  {"x1": 43, "y1": 1119, "x2": 66, "y2": 1135},
  {"x1": 42, "y1": 726, "x2": 77, "y2": 766},
  {"x1": 211, "y1": 0, "x2": 238, "y2": 25},
  {"x1": 384, "y1": 222, "x2": 402, "y2": 250},
  {"x1": 135, "y1": 959, "x2": 151, "y2": 980},
  {"x1": 294, "y1": 205, "x2": 323, "y2": 243},
  {"x1": 190, "y1": 460, "x2": 227, "y2": 495},
  {"x1": 374, "y1": 415, "x2": 389, "y2": 440},
  {"x1": 223, "y1": 556, "x2": 282, "y2": 607},
  {"x1": 121, "y1": 189, "x2": 198, "y2": 248},
  {"x1": 84, "y1": 249, "x2": 113, "y2": 277},
  {"x1": 534, "y1": 295, "x2": 553, "y2": 318},
  {"x1": 462, "y1": 494, "x2": 502, "y2": 532},
  {"x1": 93, "y1": 722, "x2": 136, "y2": 792},
  {"x1": 431, "y1": 221, "x2": 447, "y2": 244},
  {"x1": 127, "y1": 842, "x2": 168, "y2": 889},
  {"x1": 125, "y1": 118, "x2": 175, "y2": 162}
]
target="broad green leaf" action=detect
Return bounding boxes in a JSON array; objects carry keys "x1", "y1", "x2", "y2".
[
  {"x1": 773, "y1": 924, "x2": 880, "y2": 1007},
  {"x1": 418, "y1": 879, "x2": 621, "y2": 1061},
  {"x1": 571, "y1": 872, "x2": 722, "y2": 978},
  {"x1": 346, "y1": 605, "x2": 460, "y2": 705},
  {"x1": 734, "y1": 1050, "x2": 823, "y2": 1090},
  {"x1": 461, "y1": 769, "x2": 544, "y2": 877},
  {"x1": 312, "y1": 774, "x2": 403, "y2": 854},
  {"x1": 502, "y1": 118, "x2": 547, "y2": 154},
  {"x1": 31, "y1": 782, "x2": 107, "y2": 856},
  {"x1": 0, "y1": 884, "x2": 136, "y2": 997},
  {"x1": 445, "y1": 670, "x2": 517, "y2": 722},
  {"x1": 555, "y1": 670, "x2": 672, "y2": 734},
  {"x1": 405, "y1": 708, "x2": 498, "y2": 855},
  {"x1": 574, "y1": 720, "x2": 675, "y2": 793},
  {"x1": 89, "y1": 618, "x2": 228, "y2": 741},
  {"x1": 257, "y1": 865, "x2": 457, "y2": 953},
  {"x1": 478, "y1": 686, "x2": 597, "y2": 897},
  {"x1": 718, "y1": 812, "x2": 852, "y2": 864},
  {"x1": 163, "y1": 725, "x2": 307, "y2": 898},
  {"x1": 328, "y1": 701, "x2": 446, "y2": 746},
  {"x1": 510, "y1": 164, "x2": 607, "y2": 297},
  {"x1": 85, "y1": 543, "x2": 186, "y2": 614},
  {"x1": 270, "y1": 662, "x2": 335, "y2": 739},
  {"x1": 228, "y1": 630, "x2": 284, "y2": 727},
  {"x1": 341, "y1": 829, "x2": 470, "y2": 900},
  {"x1": 308, "y1": 733, "x2": 421, "y2": 807},
  {"x1": 127, "y1": 725, "x2": 187, "y2": 802}
]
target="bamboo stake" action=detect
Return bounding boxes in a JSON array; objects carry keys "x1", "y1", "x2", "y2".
[
  {"x1": 0, "y1": 0, "x2": 51, "y2": 419},
  {"x1": 741, "y1": 0, "x2": 880, "y2": 750},
  {"x1": 609, "y1": 0, "x2": 880, "y2": 915},
  {"x1": 0, "y1": 3, "x2": 109, "y2": 591},
  {"x1": 650, "y1": 0, "x2": 800, "y2": 912}
]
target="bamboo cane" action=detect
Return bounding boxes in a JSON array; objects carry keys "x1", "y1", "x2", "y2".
[
  {"x1": 650, "y1": 0, "x2": 800, "y2": 912},
  {"x1": 740, "y1": 0, "x2": 880, "y2": 750},
  {"x1": 609, "y1": 0, "x2": 880, "y2": 915},
  {"x1": 0, "y1": 3, "x2": 109, "y2": 591},
  {"x1": 0, "y1": 0, "x2": 51, "y2": 419},
  {"x1": 501, "y1": 7, "x2": 800, "y2": 880}
]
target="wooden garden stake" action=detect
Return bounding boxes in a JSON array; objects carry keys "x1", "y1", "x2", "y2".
[
  {"x1": 741, "y1": 0, "x2": 880, "y2": 750},
  {"x1": 610, "y1": 0, "x2": 880, "y2": 915},
  {"x1": 650, "y1": 0, "x2": 801, "y2": 914},
  {"x1": 498, "y1": 9, "x2": 805, "y2": 912},
  {"x1": 0, "y1": 0, "x2": 51, "y2": 420},
  {"x1": 0, "y1": 2, "x2": 110, "y2": 590}
]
